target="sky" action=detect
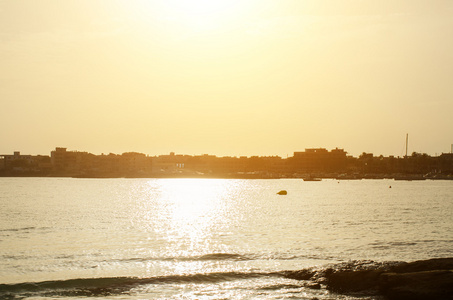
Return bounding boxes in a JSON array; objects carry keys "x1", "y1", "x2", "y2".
[{"x1": 1, "y1": 0, "x2": 452, "y2": 157}]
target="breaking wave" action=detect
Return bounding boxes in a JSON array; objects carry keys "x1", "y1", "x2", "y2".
[
  {"x1": 3, "y1": 259, "x2": 451, "y2": 299},
  {"x1": 0, "y1": 271, "x2": 271, "y2": 298},
  {"x1": 0, "y1": 260, "x2": 401, "y2": 298},
  {"x1": 110, "y1": 252, "x2": 336, "y2": 264},
  {"x1": 114, "y1": 252, "x2": 249, "y2": 263}
]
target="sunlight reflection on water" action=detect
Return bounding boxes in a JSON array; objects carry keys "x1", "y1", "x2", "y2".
[{"x1": 131, "y1": 179, "x2": 245, "y2": 260}]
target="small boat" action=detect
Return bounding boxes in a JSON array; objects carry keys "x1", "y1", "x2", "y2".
[
  {"x1": 277, "y1": 190, "x2": 287, "y2": 195},
  {"x1": 394, "y1": 175, "x2": 426, "y2": 181},
  {"x1": 303, "y1": 176, "x2": 321, "y2": 181}
]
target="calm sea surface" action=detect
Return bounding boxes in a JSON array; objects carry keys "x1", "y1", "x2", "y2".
[{"x1": 1, "y1": 178, "x2": 452, "y2": 299}]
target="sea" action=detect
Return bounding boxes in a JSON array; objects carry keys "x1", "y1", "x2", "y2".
[{"x1": 0, "y1": 177, "x2": 452, "y2": 299}]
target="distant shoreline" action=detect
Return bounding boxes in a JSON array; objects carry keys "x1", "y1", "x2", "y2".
[{"x1": 2, "y1": 147, "x2": 452, "y2": 179}]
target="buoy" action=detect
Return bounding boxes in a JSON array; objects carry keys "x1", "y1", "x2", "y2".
[{"x1": 277, "y1": 190, "x2": 287, "y2": 195}]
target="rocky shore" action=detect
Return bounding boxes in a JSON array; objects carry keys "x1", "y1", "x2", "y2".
[{"x1": 283, "y1": 258, "x2": 453, "y2": 299}]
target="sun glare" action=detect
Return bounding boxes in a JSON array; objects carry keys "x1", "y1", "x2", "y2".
[
  {"x1": 126, "y1": 0, "x2": 245, "y2": 34},
  {"x1": 165, "y1": 0, "x2": 244, "y2": 33},
  {"x1": 164, "y1": 0, "x2": 238, "y2": 16}
]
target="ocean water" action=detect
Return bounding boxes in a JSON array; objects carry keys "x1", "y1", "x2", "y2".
[{"x1": 0, "y1": 177, "x2": 452, "y2": 299}]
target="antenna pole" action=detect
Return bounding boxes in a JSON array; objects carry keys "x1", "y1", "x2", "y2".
[{"x1": 405, "y1": 133, "x2": 408, "y2": 157}]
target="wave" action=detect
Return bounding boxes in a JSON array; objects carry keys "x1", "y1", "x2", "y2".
[
  {"x1": 0, "y1": 271, "x2": 271, "y2": 298},
  {"x1": 2, "y1": 258, "x2": 452, "y2": 298},
  {"x1": 196, "y1": 253, "x2": 246, "y2": 260},
  {"x1": 0, "y1": 226, "x2": 50, "y2": 233},
  {"x1": 0, "y1": 227, "x2": 36, "y2": 232},
  {"x1": 115, "y1": 253, "x2": 249, "y2": 263},
  {"x1": 370, "y1": 241, "x2": 418, "y2": 249},
  {"x1": 112, "y1": 252, "x2": 337, "y2": 264},
  {"x1": 0, "y1": 260, "x2": 397, "y2": 298}
]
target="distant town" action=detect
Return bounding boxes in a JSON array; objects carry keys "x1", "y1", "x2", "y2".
[{"x1": 1, "y1": 147, "x2": 452, "y2": 180}]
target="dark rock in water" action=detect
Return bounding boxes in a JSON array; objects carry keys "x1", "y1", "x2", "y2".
[
  {"x1": 322, "y1": 258, "x2": 453, "y2": 299},
  {"x1": 388, "y1": 257, "x2": 453, "y2": 273},
  {"x1": 380, "y1": 270, "x2": 453, "y2": 300},
  {"x1": 381, "y1": 258, "x2": 453, "y2": 299},
  {"x1": 285, "y1": 258, "x2": 453, "y2": 300},
  {"x1": 326, "y1": 269, "x2": 384, "y2": 293},
  {"x1": 277, "y1": 190, "x2": 287, "y2": 195},
  {"x1": 281, "y1": 269, "x2": 314, "y2": 280},
  {"x1": 321, "y1": 260, "x2": 401, "y2": 293},
  {"x1": 304, "y1": 282, "x2": 321, "y2": 290}
]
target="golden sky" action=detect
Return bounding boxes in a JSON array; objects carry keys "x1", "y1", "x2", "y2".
[{"x1": 1, "y1": 0, "x2": 452, "y2": 157}]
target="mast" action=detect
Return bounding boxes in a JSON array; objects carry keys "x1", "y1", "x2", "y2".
[{"x1": 405, "y1": 133, "x2": 408, "y2": 158}]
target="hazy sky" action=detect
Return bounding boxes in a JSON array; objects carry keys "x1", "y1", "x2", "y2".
[{"x1": 1, "y1": 0, "x2": 452, "y2": 157}]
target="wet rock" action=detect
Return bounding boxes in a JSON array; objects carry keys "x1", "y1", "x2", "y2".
[
  {"x1": 380, "y1": 270, "x2": 453, "y2": 300},
  {"x1": 283, "y1": 258, "x2": 453, "y2": 299},
  {"x1": 388, "y1": 257, "x2": 453, "y2": 273},
  {"x1": 318, "y1": 258, "x2": 453, "y2": 299},
  {"x1": 281, "y1": 269, "x2": 315, "y2": 280},
  {"x1": 325, "y1": 269, "x2": 383, "y2": 293},
  {"x1": 304, "y1": 282, "x2": 321, "y2": 290},
  {"x1": 319, "y1": 260, "x2": 403, "y2": 293}
]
